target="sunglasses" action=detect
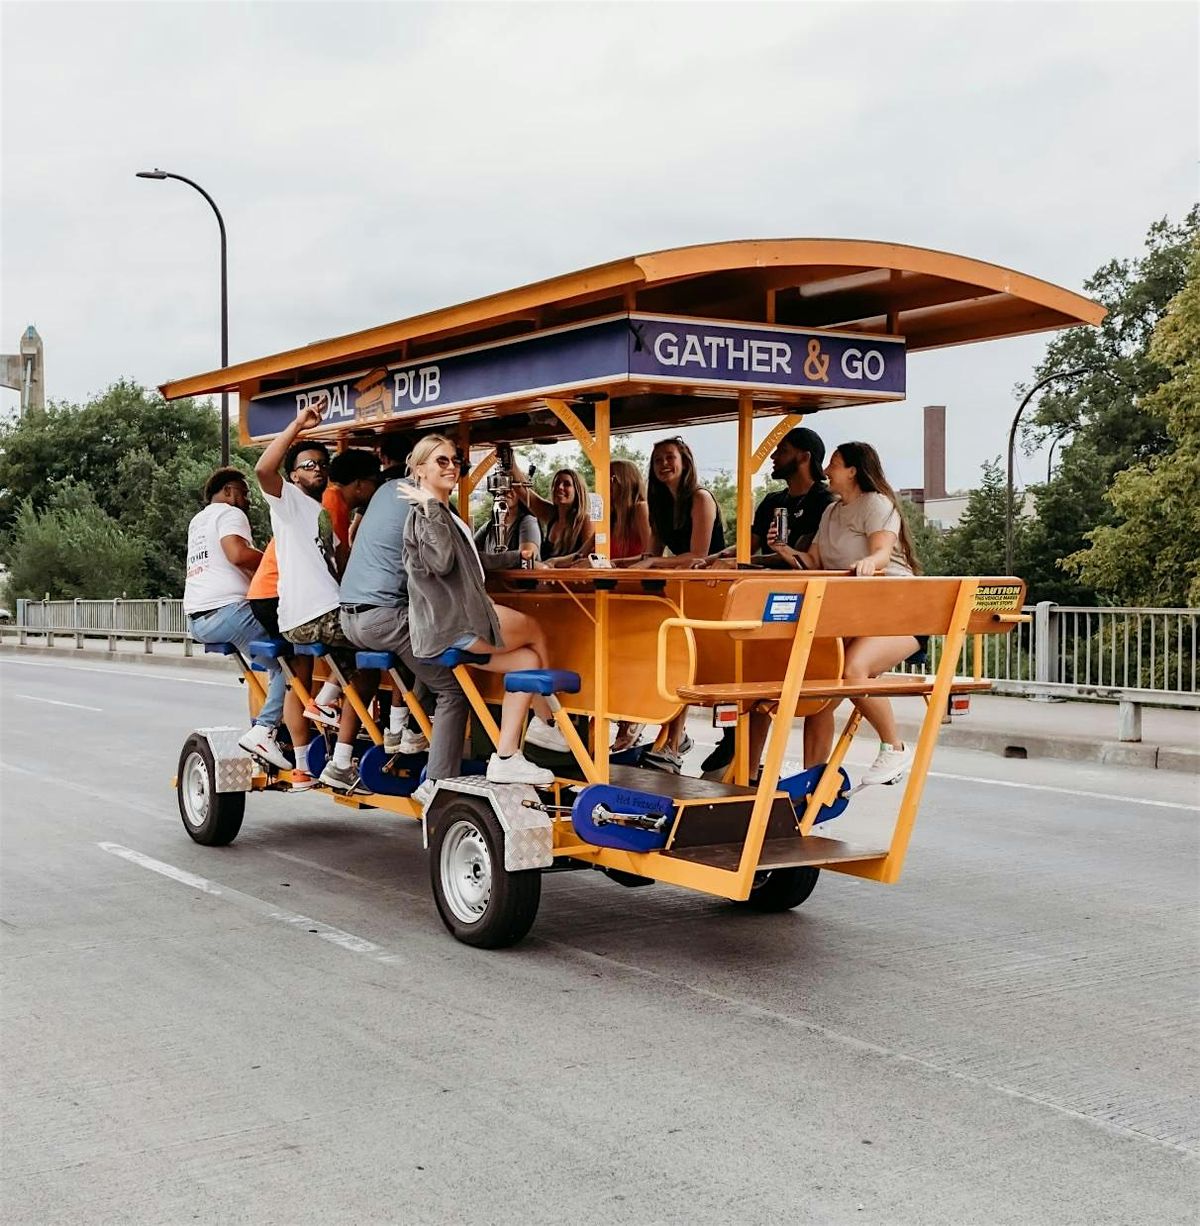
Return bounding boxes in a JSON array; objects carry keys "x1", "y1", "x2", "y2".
[
  {"x1": 293, "y1": 459, "x2": 329, "y2": 472},
  {"x1": 426, "y1": 454, "x2": 457, "y2": 470}
]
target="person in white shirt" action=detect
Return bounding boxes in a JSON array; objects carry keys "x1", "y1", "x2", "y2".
[
  {"x1": 784, "y1": 440, "x2": 925, "y2": 787},
  {"x1": 255, "y1": 403, "x2": 367, "y2": 790},
  {"x1": 184, "y1": 468, "x2": 290, "y2": 770}
]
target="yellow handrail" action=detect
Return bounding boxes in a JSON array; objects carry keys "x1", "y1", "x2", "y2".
[{"x1": 654, "y1": 616, "x2": 760, "y2": 704}]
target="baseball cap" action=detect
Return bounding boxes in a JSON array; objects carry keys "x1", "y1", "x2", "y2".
[{"x1": 780, "y1": 426, "x2": 826, "y2": 469}]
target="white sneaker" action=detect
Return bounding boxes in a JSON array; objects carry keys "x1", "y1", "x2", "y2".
[
  {"x1": 860, "y1": 742, "x2": 912, "y2": 787},
  {"x1": 411, "y1": 779, "x2": 436, "y2": 810},
  {"x1": 238, "y1": 724, "x2": 292, "y2": 771},
  {"x1": 398, "y1": 726, "x2": 430, "y2": 754},
  {"x1": 486, "y1": 751, "x2": 555, "y2": 787},
  {"x1": 523, "y1": 716, "x2": 570, "y2": 753},
  {"x1": 303, "y1": 701, "x2": 339, "y2": 728}
]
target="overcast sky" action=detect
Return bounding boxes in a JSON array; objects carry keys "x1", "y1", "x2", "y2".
[{"x1": 2, "y1": 1, "x2": 1197, "y2": 493}]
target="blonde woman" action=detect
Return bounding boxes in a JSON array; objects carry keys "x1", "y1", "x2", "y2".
[{"x1": 401, "y1": 434, "x2": 567, "y2": 785}]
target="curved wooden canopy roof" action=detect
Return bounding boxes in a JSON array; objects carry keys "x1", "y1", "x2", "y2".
[{"x1": 160, "y1": 237, "x2": 1104, "y2": 402}]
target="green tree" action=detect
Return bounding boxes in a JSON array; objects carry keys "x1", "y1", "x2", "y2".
[
  {"x1": 902, "y1": 497, "x2": 945, "y2": 576},
  {"x1": 4, "y1": 485, "x2": 148, "y2": 601},
  {"x1": 1018, "y1": 207, "x2": 1199, "y2": 602},
  {"x1": 939, "y1": 459, "x2": 1027, "y2": 579},
  {"x1": 1064, "y1": 239, "x2": 1200, "y2": 605},
  {"x1": 0, "y1": 380, "x2": 266, "y2": 595}
]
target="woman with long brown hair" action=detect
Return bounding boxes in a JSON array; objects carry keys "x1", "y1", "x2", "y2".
[
  {"x1": 610, "y1": 458, "x2": 651, "y2": 561},
  {"x1": 782, "y1": 440, "x2": 923, "y2": 786},
  {"x1": 643, "y1": 436, "x2": 725, "y2": 566},
  {"x1": 517, "y1": 467, "x2": 595, "y2": 564}
]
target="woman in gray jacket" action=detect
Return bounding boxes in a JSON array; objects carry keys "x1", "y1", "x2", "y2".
[{"x1": 401, "y1": 434, "x2": 566, "y2": 787}]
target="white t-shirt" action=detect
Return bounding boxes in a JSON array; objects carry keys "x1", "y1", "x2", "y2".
[
  {"x1": 814, "y1": 492, "x2": 912, "y2": 576},
  {"x1": 263, "y1": 482, "x2": 342, "y2": 632},
  {"x1": 183, "y1": 503, "x2": 255, "y2": 614}
]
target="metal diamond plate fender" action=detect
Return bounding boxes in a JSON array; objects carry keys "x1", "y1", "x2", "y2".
[
  {"x1": 422, "y1": 777, "x2": 553, "y2": 871},
  {"x1": 193, "y1": 726, "x2": 255, "y2": 793}
]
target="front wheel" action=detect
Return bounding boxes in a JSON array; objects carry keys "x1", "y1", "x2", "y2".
[
  {"x1": 428, "y1": 796, "x2": 541, "y2": 948},
  {"x1": 735, "y1": 866, "x2": 820, "y2": 912},
  {"x1": 177, "y1": 734, "x2": 245, "y2": 846}
]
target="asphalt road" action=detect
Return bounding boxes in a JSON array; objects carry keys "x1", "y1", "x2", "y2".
[{"x1": 2, "y1": 655, "x2": 1197, "y2": 1225}]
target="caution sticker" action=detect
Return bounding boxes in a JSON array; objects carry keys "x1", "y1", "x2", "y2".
[{"x1": 973, "y1": 583, "x2": 1023, "y2": 612}]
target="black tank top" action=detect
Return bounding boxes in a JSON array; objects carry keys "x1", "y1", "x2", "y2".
[{"x1": 654, "y1": 491, "x2": 725, "y2": 556}]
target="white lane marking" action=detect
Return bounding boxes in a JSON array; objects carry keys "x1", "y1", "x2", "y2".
[
  {"x1": 98, "y1": 842, "x2": 407, "y2": 965},
  {"x1": 0, "y1": 657, "x2": 238, "y2": 688},
  {"x1": 13, "y1": 693, "x2": 103, "y2": 712},
  {"x1": 928, "y1": 770, "x2": 1200, "y2": 812}
]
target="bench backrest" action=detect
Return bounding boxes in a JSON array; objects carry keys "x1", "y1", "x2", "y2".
[{"x1": 722, "y1": 575, "x2": 1026, "y2": 641}]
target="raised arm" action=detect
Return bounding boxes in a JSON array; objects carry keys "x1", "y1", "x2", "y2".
[
  {"x1": 256, "y1": 402, "x2": 323, "y2": 497},
  {"x1": 511, "y1": 459, "x2": 552, "y2": 520}
]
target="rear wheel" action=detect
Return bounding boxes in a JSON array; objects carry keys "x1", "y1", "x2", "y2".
[
  {"x1": 177, "y1": 734, "x2": 245, "y2": 846},
  {"x1": 735, "y1": 866, "x2": 819, "y2": 912},
  {"x1": 428, "y1": 796, "x2": 541, "y2": 948}
]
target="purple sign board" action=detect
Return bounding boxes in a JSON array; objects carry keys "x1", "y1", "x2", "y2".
[{"x1": 245, "y1": 313, "x2": 905, "y2": 439}]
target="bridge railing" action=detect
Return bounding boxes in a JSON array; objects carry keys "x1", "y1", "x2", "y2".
[
  {"x1": 11, "y1": 597, "x2": 196, "y2": 654},
  {"x1": 7, "y1": 597, "x2": 1199, "y2": 722}
]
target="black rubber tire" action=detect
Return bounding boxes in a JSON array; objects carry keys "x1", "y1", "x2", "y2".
[
  {"x1": 735, "y1": 866, "x2": 820, "y2": 912},
  {"x1": 177, "y1": 734, "x2": 245, "y2": 847},
  {"x1": 428, "y1": 795, "x2": 541, "y2": 948}
]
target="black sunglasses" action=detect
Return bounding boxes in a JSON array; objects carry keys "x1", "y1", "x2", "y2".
[{"x1": 293, "y1": 459, "x2": 329, "y2": 472}]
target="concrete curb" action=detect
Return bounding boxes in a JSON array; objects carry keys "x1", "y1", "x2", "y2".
[
  {"x1": 896, "y1": 718, "x2": 1199, "y2": 775},
  {"x1": 0, "y1": 642, "x2": 233, "y2": 674}
]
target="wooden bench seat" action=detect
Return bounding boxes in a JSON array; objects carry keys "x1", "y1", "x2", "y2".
[{"x1": 676, "y1": 676, "x2": 994, "y2": 704}]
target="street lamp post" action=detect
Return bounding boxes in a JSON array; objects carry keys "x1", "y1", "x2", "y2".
[
  {"x1": 1005, "y1": 366, "x2": 1092, "y2": 575},
  {"x1": 137, "y1": 169, "x2": 230, "y2": 465}
]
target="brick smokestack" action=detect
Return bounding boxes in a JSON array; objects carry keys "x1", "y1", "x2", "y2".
[{"x1": 924, "y1": 405, "x2": 947, "y2": 500}]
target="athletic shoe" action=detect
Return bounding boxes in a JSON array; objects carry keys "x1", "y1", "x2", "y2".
[
  {"x1": 610, "y1": 722, "x2": 646, "y2": 752},
  {"x1": 700, "y1": 727, "x2": 736, "y2": 773},
  {"x1": 859, "y1": 742, "x2": 913, "y2": 787},
  {"x1": 679, "y1": 733, "x2": 694, "y2": 756},
  {"x1": 642, "y1": 746, "x2": 683, "y2": 774},
  {"x1": 523, "y1": 716, "x2": 570, "y2": 753},
  {"x1": 319, "y1": 761, "x2": 360, "y2": 792},
  {"x1": 398, "y1": 726, "x2": 429, "y2": 754},
  {"x1": 303, "y1": 702, "x2": 339, "y2": 728},
  {"x1": 411, "y1": 779, "x2": 436, "y2": 810},
  {"x1": 486, "y1": 751, "x2": 555, "y2": 787},
  {"x1": 238, "y1": 724, "x2": 292, "y2": 771},
  {"x1": 289, "y1": 770, "x2": 318, "y2": 792}
]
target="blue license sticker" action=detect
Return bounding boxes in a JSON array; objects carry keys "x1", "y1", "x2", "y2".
[{"x1": 762, "y1": 592, "x2": 803, "y2": 622}]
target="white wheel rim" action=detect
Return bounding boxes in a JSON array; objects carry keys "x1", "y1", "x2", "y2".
[
  {"x1": 181, "y1": 751, "x2": 211, "y2": 829},
  {"x1": 440, "y1": 819, "x2": 492, "y2": 925}
]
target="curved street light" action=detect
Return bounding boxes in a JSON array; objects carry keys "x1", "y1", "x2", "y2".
[
  {"x1": 137, "y1": 168, "x2": 230, "y2": 465},
  {"x1": 1005, "y1": 366, "x2": 1094, "y2": 575}
]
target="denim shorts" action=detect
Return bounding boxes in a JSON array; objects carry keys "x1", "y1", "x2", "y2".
[{"x1": 450, "y1": 632, "x2": 480, "y2": 651}]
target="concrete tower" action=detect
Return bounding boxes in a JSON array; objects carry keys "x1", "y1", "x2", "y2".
[{"x1": 1, "y1": 325, "x2": 45, "y2": 414}]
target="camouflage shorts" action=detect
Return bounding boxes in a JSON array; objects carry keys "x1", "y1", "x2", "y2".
[{"x1": 284, "y1": 607, "x2": 356, "y2": 673}]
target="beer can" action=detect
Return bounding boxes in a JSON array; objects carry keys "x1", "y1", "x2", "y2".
[
  {"x1": 519, "y1": 554, "x2": 535, "y2": 571},
  {"x1": 773, "y1": 506, "x2": 789, "y2": 544}
]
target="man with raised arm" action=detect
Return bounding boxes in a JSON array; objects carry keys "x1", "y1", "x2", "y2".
[
  {"x1": 255, "y1": 402, "x2": 366, "y2": 790},
  {"x1": 183, "y1": 467, "x2": 291, "y2": 771}
]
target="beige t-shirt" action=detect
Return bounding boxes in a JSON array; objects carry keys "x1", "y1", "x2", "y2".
[{"x1": 815, "y1": 492, "x2": 912, "y2": 575}]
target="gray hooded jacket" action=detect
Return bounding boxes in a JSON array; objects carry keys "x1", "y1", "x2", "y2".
[{"x1": 403, "y1": 497, "x2": 517, "y2": 658}]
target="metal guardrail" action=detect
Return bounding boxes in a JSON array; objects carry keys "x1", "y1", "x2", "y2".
[
  {"x1": 11, "y1": 597, "x2": 196, "y2": 654},
  {"x1": 10, "y1": 597, "x2": 1199, "y2": 719}
]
